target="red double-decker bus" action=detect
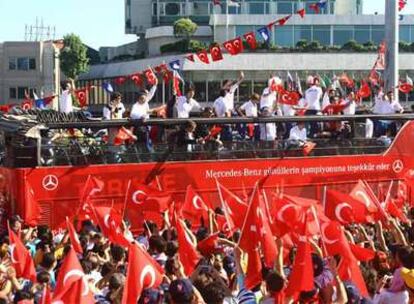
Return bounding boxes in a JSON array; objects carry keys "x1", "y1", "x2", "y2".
[{"x1": 0, "y1": 111, "x2": 412, "y2": 230}]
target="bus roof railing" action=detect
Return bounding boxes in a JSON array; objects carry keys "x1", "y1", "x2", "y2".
[{"x1": 43, "y1": 113, "x2": 414, "y2": 130}]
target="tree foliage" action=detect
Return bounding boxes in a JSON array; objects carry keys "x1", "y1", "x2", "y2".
[
  {"x1": 60, "y1": 34, "x2": 89, "y2": 79},
  {"x1": 173, "y1": 18, "x2": 198, "y2": 41}
]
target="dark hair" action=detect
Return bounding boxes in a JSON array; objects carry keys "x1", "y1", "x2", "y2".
[
  {"x1": 149, "y1": 235, "x2": 167, "y2": 254},
  {"x1": 166, "y1": 241, "x2": 179, "y2": 258},
  {"x1": 186, "y1": 88, "x2": 195, "y2": 95},
  {"x1": 111, "y1": 245, "x2": 126, "y2": 263},
  {"x1": 265, "y1": 271, "x2": 285, "y2": 293},
  {"x1": 110, "y1": 92, "x2": 122, "y2": 101},
  {"x1": 185, "y1": 120, "x2": 197, "y2": 130},
  {"x1": 219, "y1": 89, "x2": 227, "y2": 97},
  {"x1": 36, "y1": 271, "x2": 51, "y2": 284},
  {"x1": 198, "y1": 282, "x2": 227, "y2": 304},
  {"x1": 40, "y1": 252, "x2": 56, "y2": 269}
]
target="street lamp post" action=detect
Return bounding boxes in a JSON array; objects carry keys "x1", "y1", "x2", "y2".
[{"x1": 384, "y1": 0, "x2": 399, "y2": 102}]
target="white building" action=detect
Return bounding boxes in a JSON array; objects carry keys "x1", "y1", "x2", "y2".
[{"x1": 0, "y1": 41, "x2": 61, "y2": 104}]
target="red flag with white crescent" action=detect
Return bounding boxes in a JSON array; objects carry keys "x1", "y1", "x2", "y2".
[
  {"x1": 66, "y1": 217, "x2": 83, "y2": 254},
  {"x1": 243, "y1": 32, "x2": 257, "y2": 50},
  {"x1": 8, "y1": 228, "x2": 36, "y2": 281},
  {"x1": 74, "y1": 88, "x2": 88, "y2": 107},
  {"x1": 143, "y1": 68, "x2": 157, "y2": 85},
  {"x1": 196, "y1": 50, "x2": 210, "y2": 64}
]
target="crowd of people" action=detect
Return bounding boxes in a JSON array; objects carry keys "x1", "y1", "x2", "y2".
[
  {"x1": 55, "y1": 72, "x2": 408, "y2": 157},
  {"x1": 1, "y1": 178, "x2": 414, "y2": 303}
]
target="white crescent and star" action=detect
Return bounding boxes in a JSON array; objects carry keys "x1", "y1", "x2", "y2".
[
  {"x1": 354, "y1": 190, "x2": 371, "y2": 209},
  {"x1": 132, "y1": 190, "x2": 146, "y2": 205},
  {"x1": 63, "y1": 269, "x2": 89, "y2": 296},
  {"x1": 321, "y1": 223, "x2": 339, "y2": 245},
  {"x1": 9, "y1": 244, "x2": 17, "y2": 263},
  {"x1": 335, "y1": 202, "x2": 352, "y2": 224},
  {"x1": 277, "y1": 204, "x2": 296, "y2": 224},
  {"x1": 140, "y1": 265, "x2": 156, "y2": 288}
]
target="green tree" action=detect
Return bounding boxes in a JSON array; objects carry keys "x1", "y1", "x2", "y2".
[
  {"x1": 60, "y1": 34, "x2": 89, "y2": 79},
  {"x1": 173, "y1": 18, "x2": 198, "y2": 50}
]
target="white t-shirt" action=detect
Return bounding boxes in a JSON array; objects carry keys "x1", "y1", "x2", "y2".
[
  {"x1": 239, "y1": 101, "x2": 258, "y2": 117},
  {"x1": 260, "y1": 88, "x2": 276, "y2": 110},
  {"x1": 130, "y1": 102, "x2": 150, "y2": 119},
  {"x1": 373, "y1": 98, "x2": 403, "y2": 114},
  {"x1": 260, "y1": 122, "x2": 276, "y2": 141},
  {"x1": 281, "y1": 104, "x2": 296, "y2": 116},
  {"x1": 365, "y1": 118, "x2": 374, "y2": 138},
  {"x1": 103, "y1": 102, "x2": 125, "y2": 120},
  {"x1": 342, "y1": 99, "x2": 356, "y2": 115},
  {"x1": 304, "y1": 85, "x2": 323, "y2": 111},
  {"x1": 176, "y1": 96, "x2": 201, "y2": 118},
  {"x1": 289, "y1": 126, "x2": 307, "y2": 141},
  {"x1": 373, "y1": 290, "x2": 409, "y2": 304},
  {"x1": 59, "y1": 90, "x2": 73, "y2": 113},
  {"x1": 225, "y1": 84, "x2": 238, "y2": 111},
  {"x1": 214, "y1": 96, "x2": 230, "y2": 117}
]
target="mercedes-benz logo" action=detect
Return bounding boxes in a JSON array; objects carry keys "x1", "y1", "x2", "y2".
[
  {"x1": 42, "y1": 175, "x2": 59, "y2": 191},
  {"x1": 392, "y1": 160, "x2": 404, "y2": 174}
]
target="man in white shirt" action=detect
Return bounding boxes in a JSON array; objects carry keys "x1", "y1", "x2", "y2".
[
  {"x1": 103, "y1": 92, "x2": 124, "y2": 120},
  {"x1": 237, "y1": 93, "x2": 260, "y2": 140},
  {"x1": 372, "y1": 90, "x2": 403, "y2": 136},
  {"x1": 260, "y1": 87, "x2": 277, "y2": 112},
  {"x1": 304, "y1": 77, "x2": 323, "y2": 137},
  {"x1": 222, "y1": 71, "x2": 244, "y2": 112},
  {"x1": 59, "y1": 80, "x2": 74, "y2": 114},
  {"x1": 259, "y1": 107, "x2": 276, "y2": 141},
  {"x1": 287, "y1": 122, "x2": 307, "y2": 149},
  {"x1": 176, "y1": 88, "x2": 201, "y2": 118},
  {"x1": 130, "y1": 81, "x2": 158, "y2": 120},
  {"x1": 213, "y1": 89, "x2": 231, "y2": 118}
]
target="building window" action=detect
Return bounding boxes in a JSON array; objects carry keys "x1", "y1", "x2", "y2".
[
  {"x1": 228, "y1": 5, "x2": 241, "y2": 14},
  {"x1": 193, "y1": 2, "x2": 209, "y2": 15},
  {"x1": 275, "y1": 25, "x2": 294, "y2": 47},
  {"x1": 354, "y1": 25, "x2": 370, "y2": 44},
  {"x1": 17, "y1": 58, "x2": 29, "y2": 71},
  {"x1": 9, "y1": 57, "x2": 16, "y2": 70},
  {"x1": 193, "y1": 82, "x2": 207, "y2": 102},
  {"x1": 9, "y1": 88, "x2": 17, "y2": 99},
  {"x1": 371, "y1": 25, "x2": 384, "y2": 44},
  {"x1": 277, "y1": 2, "x2": 293, "y2": 14},
  {"x1": 294, "y1": 25, "x2": 312, "y2": 43},
  {"x1": 400, "y1": 25, "x2": 411, "y2": 43},
  {"x1": 29, "y1": 58, "x2": 36, "y2": 70},
  {"x1": 17, "y1": 87, "x2": 29, "y2": 99},
  {"x1": 165, "y1": 3, "x2": 180, "y2": 15},
  {"x1": 313, "y1": 25, "x2": 330, "y2": 45},
  {"x1": 333, "y1": 26, "x2": 353, "y2": 46},
  {"x1": 235, "y1": 25, "x2": 253, "y2": 38},
  {"x1": 249, "y1": 2, "x2": 265, "y2": 14}
]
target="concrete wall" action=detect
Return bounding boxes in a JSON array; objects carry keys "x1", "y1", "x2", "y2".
[
  {"x1": 0, "y1": 41, "x2": 60, "y2": 104},
  {"x1": 127, "y1": 0, "x2": 153, "y2": 34}
]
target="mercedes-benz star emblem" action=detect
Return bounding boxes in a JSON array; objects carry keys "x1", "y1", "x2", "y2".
[
  {"x1": 392, "y1": 160, "x2": 404, "y2": 174},
  {"x1": 42, "y1": 175, "x2": 59, "y2": 191}
]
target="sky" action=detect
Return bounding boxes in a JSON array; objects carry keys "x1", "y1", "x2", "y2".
[{"x1": 0, "y1": 0, "x2": 412, "y2": 49}]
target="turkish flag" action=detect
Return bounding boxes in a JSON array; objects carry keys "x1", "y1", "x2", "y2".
[
  {"x1": 320, "y1": 220, "x2": 355, "y2": 260},
  {"x1": 303, "y1": 141, "x2": 316, "y2": 156},
  {"x1": 40, "y1": 285, "x2": 52, "y2": 304},
  {"x1": 297, "y1": 8, "x2": 305, "y2": 18},
  {"x1": 175, "y1": 218, "x2": 200, "y2": 276},
  {"x1": 210, "y1": 44, "x2": 223, "y2": 61},
  {"x1": 74, "y1": 88, "x2": 88, "y2": 107},
  {"x1": 143, "y1": 68, "x2": 157, "y2": 85},
  {"x1": 277, "y1": 14, "x2": 292, "y2": 26},
  {"x1": 186, "y1": 54, "x2": 195, "y2": 62},
  {"x1": 257, "y1": 196, "x2": 278, "y2": 268},
  {"x1": 349, "y1": 243, "x2": 376, "y2": 262},
  {"x1": 325, "y1": 189, "x2": 368, "y2": 224},
  {"x1": 337, "y1": 253, "x2": 369, "y2": 297},
  {"x1": 80, "y1": 175, "x2": 104, "y2": 203},
  {"x1": 163, "y1": 70, "x2": 173, "y2": 83},
  {"x1": 357, "y1": 80, "x2": 371, "y2": 99},
  {"x1": 279, "y1": 89, "x2": 300, "y2": 105},
  {"x1": 351, "y1": 180, "x2": 388, "y2": 221},
  {"x1": 24, "y1": 184, "x2": 41, "y2": 227},
  {"x1": 285, "y1": 218, "x2": 314, "y2": 299},
  {"x1": 130, "y1": 73, "x2": 143, "y2": 87},
  {"x1": 386, "y1": 198, "x2": 409, "y2": 223},
  {"x1": 243, "y1": 32, "x2": 257, "y2": 49},
  {"x1": 216, "y1": 182, "x2": 247, "y2": 228},
  {"x1": 114, "y1": 76, "x2": 127, "y2": 86},
  {"x1": 271, "y1": 195, "x2": 304, "y2": 236},
  {"x1": 309, "y1": 3, "x2": 320, "y2": 13},
  {"x1": 238, "y1": 184, "x2": 261, "y2": 252},
  {"x1": 197, "y1": 233, "x2": 220, "y2": 256},
  {"x1": 53, "y1": 248, "x2": 94, "y2": 303},
  {"x1": 399, "y1": 82, "x2": 413, "y2": 94},
  {"x1": 122, "y1": 243, "x2": 164, "y2": 304},
  {"x1": 127, "y1": 183, "x2": 171, "y2": 213},
  {"x1": 215, "y1": 213, "x2": 234, "y2": 235},
  {"x1": 322, "y1": 103, "x2": 347, "y2": 115},
  {"x1": 196, "y1": 50, "x2": 210, "y2": 64},
  {"x1": 8, "y1": 228, "x2": 36, "y2": 281},
  {"x1": 223, "y1": 37, "x2": 244, "y2": 55},
  {"x1": 77, "y1": 196, "x2": 97, "y2": 224},
  {"x1": 66, "y1": 217, "x2": 83, "y2": 254},
  {"x1": 181, "y1": 185, "x2": 210, "y2": 223},
  {"x1": 154, "y1": 63, "x2": 168, "y2": 74},
  {"x1": 244, "y1": 248, "x2": 263, "y2": 290},
  {"x1": 94, "y1": 207, "x2": 132, "y2": 247},
  {"x1": 114, "y1": 127, "x2": 137, "y2": 145}
]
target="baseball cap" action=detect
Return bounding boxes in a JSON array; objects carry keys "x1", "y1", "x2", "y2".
[
  {"x1": 169, "y1": 279, "x2": 194, "y2": 303},
  {"x1": 401, "y1": 268, "x2": 414, "y2": 289},
  {"x1": 139, "y1": 288, "x2": 162, "y2": 304}
]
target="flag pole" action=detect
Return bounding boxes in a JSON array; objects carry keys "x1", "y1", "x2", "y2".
[
  {"x1": 122, "y1": 179, "x2": 132, "y2": 218},
  {"x1": 155, "y1": 175, "x2": 163, "y2": 191}
]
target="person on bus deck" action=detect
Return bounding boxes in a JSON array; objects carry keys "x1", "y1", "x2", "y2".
[
  {"x1": 130, "y1": 78, "x2": 158, "y2": 120},
  {"x1": 259, "y1": 107, "x2": 277, "y2": 157},
  {"x1": 103, "y1": 92, "x2": 124, "y2": 120},
  {"x1": 59, "y1": 79, "x2": 76, "y2": 114},
  {"x1": 175, "y1": 120, "x2": 205, "y2": 154},
  {"x1": 221, "y1": 71, "x2": 244, "y2": 113},
  {"x1": 372, "y1": 89, "x2": 403, "y2": 137},
  {"x1": 287, "y1": 121, "x2": 307, "y2": 149},
  {"x1": 304, "y1": 76, "x2": 323, "y2": 137},
  {"x1": 237, "y1": 93, "x2": 260, "y2": 140},
  {"x1": 260, "y1": 80, "x2": 278, "y2": 113},
  {"x1": 213, "y1": 89, "x2": 233, "y2": 145},
  {"x1": 176, "y1": 88, "x2": 202, "y2": 119}
]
